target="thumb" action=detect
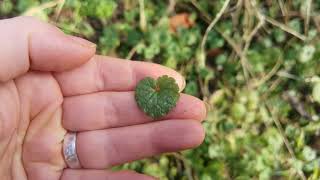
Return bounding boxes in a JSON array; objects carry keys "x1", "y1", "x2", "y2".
[{"x1": 0, "y1": 16, "x2": 96, "y2": 82}]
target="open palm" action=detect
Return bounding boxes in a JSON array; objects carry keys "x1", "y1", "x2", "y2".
[{"x1": 0, "y1": 17, "x2": 206, "y2": 180}]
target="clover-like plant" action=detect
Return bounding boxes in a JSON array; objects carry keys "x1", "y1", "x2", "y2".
[{"x1": 135, "y1": 75, "x2": 180, "y2": 119}]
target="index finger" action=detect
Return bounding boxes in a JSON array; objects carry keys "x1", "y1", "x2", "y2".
[
  {"x1": 55, "y1": 55, "x2": 185, "y2": 96},
  {"x1": 0, "y1": 16, "x2": 95, "y2": 82}
]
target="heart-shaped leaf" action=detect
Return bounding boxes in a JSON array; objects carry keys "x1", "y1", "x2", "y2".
[{"x1": 135, "y1": 75, "x2": 180, "y2": 119}]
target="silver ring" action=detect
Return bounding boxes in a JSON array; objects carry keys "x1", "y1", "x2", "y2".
[{"x1": 63, "y1": 132, "x2": 82, "y2": 169}]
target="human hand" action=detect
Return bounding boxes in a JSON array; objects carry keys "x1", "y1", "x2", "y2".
[{"x1": 0, "y1": 16, "x2": 206, "y2": 180}]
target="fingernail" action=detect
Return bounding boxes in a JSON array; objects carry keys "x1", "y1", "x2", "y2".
[
  {"x1": 67, "y1": 35, "x2": 96, "y2": 49},
  {"x1": 181, "y1": 77, "x2": 186, "y2": 91}
]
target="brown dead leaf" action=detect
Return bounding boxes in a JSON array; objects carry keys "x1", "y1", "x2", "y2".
[
  {"x1": 169, "y1": 13, "x2": 194, "y2": 32},
  {"x1": 207, "y1": 48, "x2": 223, "y2": 58}
]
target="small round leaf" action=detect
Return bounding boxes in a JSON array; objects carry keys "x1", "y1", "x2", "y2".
[{"x1": 135, "y1": 75, "x2": 180, "y2": 119}]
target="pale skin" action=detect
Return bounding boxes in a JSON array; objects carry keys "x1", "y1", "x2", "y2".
[{"x1": 0, "y1": 16, "x2": 206, "y2": 180}]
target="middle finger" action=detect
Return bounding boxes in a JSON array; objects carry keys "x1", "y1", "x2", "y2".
[{"x1": 62, "y1": 92, "x2": 206, "y2": 131}]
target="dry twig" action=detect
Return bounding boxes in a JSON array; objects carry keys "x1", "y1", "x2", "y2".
[
  {"x1": 264, "y1": 16, "x2": 307, "y2": 41},
  {"x1": 171, "y1": 153, "x2": 194, "y2": 180},
  {"x1": 252, "y1": 57, "x2": 282, "y2": 88},
  {"x1": 199, "y1": 0, "x2": 231, "y2": 67},
  {"x1": 304, "y1": 0, "x2": 313, "y2": 36},
  {"x1": 139, "y1": 0, "x2": 147, "y2": 32},
  {"x1": 265, "y1": 104, "x2": 307, "y2": 180},
  {"x1": 167, "y1": 0, "x2": 176, "y2": 14},
  {"x1": 54, "y1": 0, "x2": 65, "y2": 22}
]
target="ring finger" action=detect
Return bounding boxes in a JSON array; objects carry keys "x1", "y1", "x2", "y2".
[{"x1": 75, "y1": 120, "x2": 204, "y2": 169}]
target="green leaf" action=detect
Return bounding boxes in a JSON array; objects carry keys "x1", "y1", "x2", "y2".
[
  {"x1": 135, "y1": 75, "x2": 180, "y2": 119},
  {"x1": 299, "y1": 45, "x2": 316, "y2": 63},
  {"x1": 230, "y1": 102, "x2": 246, "y2": 120},
  {"x1": 80, "y1": 0, "x2": 117, "y2": 20},
  {"x1": 0, "y1": 0, "x2": 13, "y2": 15},
  {"x1": 313, "y1": 82, "x2": 320, "y2": 103},
  {"x1": 99, "y1": 26, "x2": 120, "y2": 54},
  {"x1": 302, "y1": 146, "x2": 316, "y2": 161}
]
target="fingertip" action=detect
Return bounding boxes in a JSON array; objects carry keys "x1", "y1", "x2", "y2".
[
  {"x1": 168, "y1": 94, "x2": 207, "y2": 121},
  {"x1": 0, "y1": 16, "x2": 96, "y2": 81},
  {"x1": 199, "y1": 99, "x2": 208, "y2": 121},
  {"x1": 168, "y1": 69, "x2": 185, "y2": 92},
  {"x1": 185, "y1": 120, "x2": 206, "y2": 147},
  {"x1": 153, "y1": 120, "x2": 205, "y2": 152},
  {"x1": 180, "y1": 77, "x2": 186, "y2": 91},
  {"x1": 190, "y1": 96, "x2": 207, "y2": 121},
  {"x1": 169, "y1": 69, "x2": 185, "y2": 92},
  {"x1": 67, "y1": 35, "x2": 97, "y2": 49},
  {"x1": 174, "y1": 119, "x2": 205, "y2": 148}
]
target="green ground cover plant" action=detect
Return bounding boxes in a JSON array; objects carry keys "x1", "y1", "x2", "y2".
[{"x1": 1, "y1": 0, "x2": 320, "y2": 179}]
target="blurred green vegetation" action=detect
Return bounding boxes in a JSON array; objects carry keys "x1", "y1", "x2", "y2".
[{"x1": 1, "y1": 0, "x2": 320, "y2": 179}]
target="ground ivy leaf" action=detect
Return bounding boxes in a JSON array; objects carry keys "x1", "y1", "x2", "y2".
[{"x1": 135, "y1": 75, "x2": 180, "y2": 119}]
